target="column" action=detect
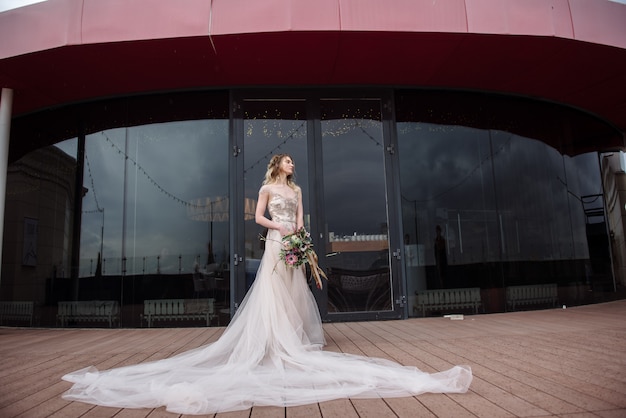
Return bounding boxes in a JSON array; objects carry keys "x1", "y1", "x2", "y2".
[{"x1": 0, "y1": 88, "x2": 14, "y2": 281}]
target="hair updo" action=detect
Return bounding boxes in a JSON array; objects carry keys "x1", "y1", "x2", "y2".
[{"x1": 263, "y1": 154, "x2": 297, "y2": 189}]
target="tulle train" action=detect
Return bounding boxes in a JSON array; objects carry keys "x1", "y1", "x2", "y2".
[{"x1": 62, "y1": 228, "x2": 472, "y2": 414}]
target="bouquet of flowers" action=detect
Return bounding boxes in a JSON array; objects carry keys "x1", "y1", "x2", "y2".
[
  {"x1": 263, "y1": 227, "x2": 327, "y2": 289},
  {"x1": 280, "y1": 227, "x2": 313, "y2": 267}
]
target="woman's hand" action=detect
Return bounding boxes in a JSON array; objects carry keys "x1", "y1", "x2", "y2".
[{"x1": 278, "y1": 224, "x2": 294, "y2": 237}]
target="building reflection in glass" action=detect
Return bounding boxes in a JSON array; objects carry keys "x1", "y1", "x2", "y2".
[
  {"x1": 4, "y1": 118, "x2": 230, "y2": 327},
  {"x1": 1, "y1": 90, "x2": 622, "y2": 327},
  {"x1": 397, "y1": 91, "x2": 615, "y2": 315}
]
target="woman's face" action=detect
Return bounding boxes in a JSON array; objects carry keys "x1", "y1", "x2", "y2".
[{"x1": 279, "y1": 156, "x2": 295, "y2": 176}]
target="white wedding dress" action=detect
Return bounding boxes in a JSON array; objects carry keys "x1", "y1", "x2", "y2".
[{"x1": 62, "y1": 190, "x2": 472, "y2": 415}]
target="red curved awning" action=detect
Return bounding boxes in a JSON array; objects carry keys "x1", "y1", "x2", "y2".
[{"x1": 0, "y1": 0, "x2": 625, "y2": 134}]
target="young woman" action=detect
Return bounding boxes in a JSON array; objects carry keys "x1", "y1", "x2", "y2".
[{"x1": 62, "y1": 154, "x2": 472, "y2": 415}]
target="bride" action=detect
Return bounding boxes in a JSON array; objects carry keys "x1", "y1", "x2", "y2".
[{"x1": 62, "y1": 154, "x2": 472, "y2": 415}]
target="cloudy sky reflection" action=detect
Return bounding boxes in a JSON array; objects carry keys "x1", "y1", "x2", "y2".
[
  {"x1": 57, "y1": 120, "x2": 229, "y2": 276},
  {"x1": 398, "y1": 122, "x2": 601, "y2": 265},
  {"x1": 52, "y1": 111, "x2": 604, "y2": 277}
]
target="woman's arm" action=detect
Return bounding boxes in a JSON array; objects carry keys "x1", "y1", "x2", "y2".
[
  {"x1": 255, "y1": 186, "x2": 292, "y2": 236},
  {"x1": 296, "y1": 186, "x2": 304, "y2": 230}
]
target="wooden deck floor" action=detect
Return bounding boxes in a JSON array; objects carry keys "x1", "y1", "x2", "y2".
[{"x1": 1, "y1": 300, "x2": 625, "y2": 418}]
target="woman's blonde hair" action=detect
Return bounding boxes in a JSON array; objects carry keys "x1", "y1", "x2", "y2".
[{"x1": 263, "y1": 154, "x2": 297, "y2": 189}]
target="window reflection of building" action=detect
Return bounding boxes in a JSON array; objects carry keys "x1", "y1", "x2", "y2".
[
  {"x1": 601, "y1": 153, "x2": 626, "y2": 291},
  {"x1": 2, "y1": 146, "x2": 76, "y2": 304},
  {"x1": 1, "y1": 89, "x2": 624, "y2": 327},
  {"x1": 434, "y1": 225, "x2": 447, "y2": 288},
  {"x1": 397, "y1": 92, "x2": 620, "y2": 316},
  {"x1": 320, "y1": 99, "x2": 392, "y2": 314}
]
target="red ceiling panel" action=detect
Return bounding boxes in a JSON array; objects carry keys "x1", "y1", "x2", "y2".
[
  {"x1": 569, "y1": 0, "x2": 626, "y2": 49},
  {"x1": 465, "y1": 0, "x2": 570, "y2": 36},
  {"x1": 0, "y1": 0, "x2": 82, "y2": 59},
  {"x1": 81, "y1": 0, "x2": 211, "y2": 44},
  {"x1": 339, "y1": 0, "x2": 468, "y2": 32}
]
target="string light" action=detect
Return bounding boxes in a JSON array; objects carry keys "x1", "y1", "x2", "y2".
[
  {"x1": 243, "y1": 120, "x2": 306, "y2": 175},
  {"x1": 242, "y1": 115, "x2": 382, "y2": 174},
  {"x1": 84, "y1": 152, "x2": 102, "y2": 212},
  {"x1": 41, "y1": 109, "x2": 385, "y2": 210},
  {"x1": 99, "y1": 131, "x2": 211, "y2": 210}
]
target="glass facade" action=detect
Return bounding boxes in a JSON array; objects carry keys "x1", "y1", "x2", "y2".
[
  {"x1": 1, "y1": 89, "x2": 622, "y2": 328},
  {"x1": 319, "y1": 98, "x2": 394, "y2": 314},
  {"x1": 69, "y1": 120, "x2": 230, "y2": 327},
  {"x1": 396, "y1": 91, "x2": 618, "y2": 315}
]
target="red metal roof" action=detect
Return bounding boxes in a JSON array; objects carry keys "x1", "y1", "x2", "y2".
[{"x1": 1, "y1": 0, "x2": 625, "y2": 134}]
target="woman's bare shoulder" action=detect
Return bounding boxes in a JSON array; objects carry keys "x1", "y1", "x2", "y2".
[{"x1": 259, "y1": 184, "x2": 272, "y2": 195}]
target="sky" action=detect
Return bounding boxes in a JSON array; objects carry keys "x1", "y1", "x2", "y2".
[{"x1": 0, "y1": 0, "x2": 45, "y2": 13}]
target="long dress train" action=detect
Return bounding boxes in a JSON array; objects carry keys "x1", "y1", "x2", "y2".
[{"x1": 62, "y1": 191, "x2": 472, "y2": 415}]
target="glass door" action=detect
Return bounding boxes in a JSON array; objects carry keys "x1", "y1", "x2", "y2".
[
  {"x1": 231, "y1": 93, "x2": 403, "y2": 322},
  {"x1": 231, "y1": 97, "x2": 311, "y2": 315},
  {"x1": 318, "y1": 97, "x2": 401, "y2": 320}
]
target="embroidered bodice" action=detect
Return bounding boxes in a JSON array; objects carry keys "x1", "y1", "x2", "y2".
[{"x1": 268, "y1": 192, "x2": 297, "y2": 226}]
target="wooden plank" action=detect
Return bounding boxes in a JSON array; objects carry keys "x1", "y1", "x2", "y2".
[
  {"x1": 350, "y1": 398, "x2": 396, "y2": 418},
  {"x1": 250, "y1": 406, "x2": 284, "y2": 417},
  {"x1": 214, "y1": 409, "x2": 250, "y2": 418},
  {"x1": 383, "y1": 397, "x2": 436, "y2": 418},
  {"x1": 286, "y1": 403, "x2": 322, "y2": 418},
  {"x1": 317, "y1": 399, "x2": 358, "y2": 418}
]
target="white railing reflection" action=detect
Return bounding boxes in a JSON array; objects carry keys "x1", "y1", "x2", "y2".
[{"x1": 79, "y1": 253, "x2": 227, "y2": 277}]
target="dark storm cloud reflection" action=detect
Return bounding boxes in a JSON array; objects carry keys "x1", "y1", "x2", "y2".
[
  {"x1": 321, "y1": 120, "x2": 388, "y2": 236},
  {"x1": 398, "y1": 124, "x2": 490, "y2": 208},
  {"x1": 67, "y1": 121, "x2": 230, "y2": 275},
  {"x1": 397, "y1": 122, "x2": 599, "y2": 262},
  {"x1": 59, "y1": 115, "x2": 602, "y2": 275}
]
